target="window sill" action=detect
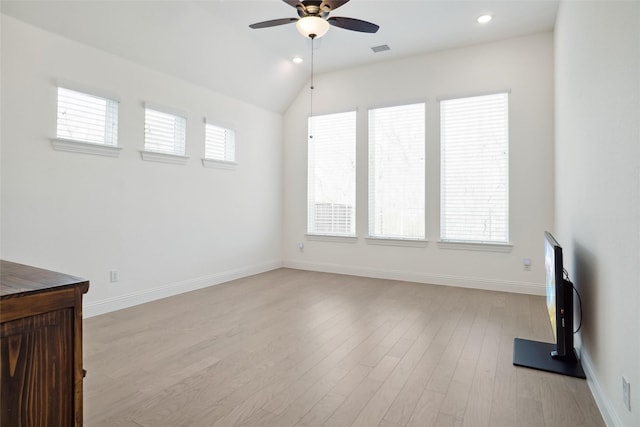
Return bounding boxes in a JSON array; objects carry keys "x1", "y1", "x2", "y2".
[
  {"x1": 140, "y1": 150, "x2": 188, "y2": 165},
  {"x1": 305, "y1": 234, "x2": 358, "y2": 244},
  {"x1": 437, "y1": 240, "x2": 513, "y2": 253},
  {"x1": 202, "y1": 158, "x2": 237, "y2": 170},
  {"x1": 366, "y1": 237, "x2": 428, "y2": 248},
  {"x1": 51, "y1": 138, "x2": 122, "y2": 158}
]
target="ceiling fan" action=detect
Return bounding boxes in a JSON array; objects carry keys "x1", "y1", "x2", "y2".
[{"x1": 249, "y1": 0, "x2": 379, "y2": 38}]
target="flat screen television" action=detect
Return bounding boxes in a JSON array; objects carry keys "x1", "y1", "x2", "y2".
[
  {"x1": 544, "y1": 231, "x2": 574, "y2": 359},
  {"x1": 513, "y1": 231, "x2": 585, "y2": 378}
]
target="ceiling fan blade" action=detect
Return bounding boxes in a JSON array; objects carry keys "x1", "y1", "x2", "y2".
[
  {"x1": 249, "y1": 18, "x2": 299, "y2": 29},
  {"x1": 320, "y1": 1, "x2": 350, "y2": 11},
  {"x1": 328, "y1": 16, "x2": 379, "y2": 33},
  {"x1": 282, "y1": 0, "x2": 301, "y2": 8}
]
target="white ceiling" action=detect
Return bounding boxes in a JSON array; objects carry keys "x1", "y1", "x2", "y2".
[{"x1": 1, "y1": 0, "x2": 559, "y2": 113}]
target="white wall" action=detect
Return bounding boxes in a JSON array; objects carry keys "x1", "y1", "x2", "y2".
[
  {"x1": 0, "y1": 15, "x2": 283, "y2": 316},
  {"x1": 283, "y1": 33, "x2": 555, "y2": 295},
  {"x1": 555, "y1": 2, "x2": 640, "y2": 426}
]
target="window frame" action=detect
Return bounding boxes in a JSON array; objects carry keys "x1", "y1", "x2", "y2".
[
  {"x1": 52, "y1": 85, "x2": 122, "y2": 157},
  {"x1": 307, "y1": 110, "x2": 357, "y2": 238},
  {"x1": 141, "y1": 104, "x2": 189, "y2": 165},
  {"x1": 202, "y1": 120, "x2": 237, "y2": 170},
  {"x1": 439, "y1": 91, "x2": 511, "y2": 248},
  {"x1": 368, "y1": 102, "x2": 427, "y2": 242}
]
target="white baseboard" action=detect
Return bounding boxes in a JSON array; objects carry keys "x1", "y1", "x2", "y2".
[
  {"x1": 83, "y1": 260, "x2": 283, "y2": 318},
  {"x1": 580, "y1": 348, "x2": 623, "y2": 427},
  {"x1": 283, "y1": 260, "x2": 545, "y2": 296}
]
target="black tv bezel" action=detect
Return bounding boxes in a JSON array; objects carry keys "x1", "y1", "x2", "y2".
[{"x1": 544, "y1": 231, "x2": 574, "y2": 359}]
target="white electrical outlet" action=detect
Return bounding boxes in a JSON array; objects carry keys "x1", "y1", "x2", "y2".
[
  {"x1": 298, "y1": 242, "x2": 304, "y2": 252},
  {"x1": 110, "y1": 270, "x2": 119, "y2": 283},
  {"x1": 523, "y1": 257, "x2": 532, "y2": 271},
  {"x1": 623, "y1": 376, "x2": 631, "y2": 411}
]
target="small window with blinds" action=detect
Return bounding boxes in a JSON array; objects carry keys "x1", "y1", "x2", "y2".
[
  {"x1": 144, "y1": 107, "x2": 187, "y2": 156},
  {"x1": 440, "y1": 92, "x2": 509, "y2": 244},
  {"x1": 307, "y1": 111, "x2": 357, "y2": 236},
  {"x1": 369, "y1": 103, "x2": 425, "y2": 240},
  {"x1": 56, "y1": 87, "x2": 118, "y2": 146},
  {"x1": 204, "y1": 123, "x2": 236, "y2": 163}
]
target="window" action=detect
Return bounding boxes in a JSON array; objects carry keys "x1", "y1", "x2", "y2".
[
  {"x1": 56, "y1": 87, "x2": 118, "y2": 146},
  {"x1": 307, "y1": 111, "x2": 357, "y2": 236},
  {"x1": 369, "y1": 103, "x2": 425, "y2": 239},
  {"x1": 144, "y1": 107, "x2": 187, "y2": 156},
  {"x1": 204, "y1": 122, "x2": 236, "y2": 163},
  {"x1": 440, "y1": 92, "x2": 509, "y2": 244}
]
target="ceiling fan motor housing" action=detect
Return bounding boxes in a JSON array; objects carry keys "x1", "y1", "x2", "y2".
[
  {"x1": 249, "y1": 0, "x2": 379, "y2": 35},
  {"x1": 297, "y1": 1, "x2": 331, "y2": 19}
]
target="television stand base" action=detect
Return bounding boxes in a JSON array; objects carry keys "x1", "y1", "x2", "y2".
[{"x1": 513, "y1": 338, "x2": 586, "y2": 379}]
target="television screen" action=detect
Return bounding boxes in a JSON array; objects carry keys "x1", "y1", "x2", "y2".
[
  {"x1": 544, "y1": 231, "x2": 572, "y2": 358},
  {"x1": 545, "y1": 234, "x2": 558, "y2": 342}
]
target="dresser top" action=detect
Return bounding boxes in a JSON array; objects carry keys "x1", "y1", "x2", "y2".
[{"x1": 1, "y1": 260, "x2": 89, "y2": 299}]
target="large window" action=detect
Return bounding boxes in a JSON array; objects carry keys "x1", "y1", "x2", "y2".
[
  {"x1": 56, "y1": 87, "x2": 118, "y2": 146},
  {"x1": 144, "y1": 107, "x2": 187, "y2": 156},
  {"x1": 369, "y1": 103, "x2": 425, "y2": 239},
  {"x1": 440, "y1": 92, "x2": 509, "y2": 243},
  {"x1": 307, "y1": 111, "x2": 357, "y2": 236}
]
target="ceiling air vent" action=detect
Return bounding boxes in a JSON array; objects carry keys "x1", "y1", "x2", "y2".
[{"x1": 371, "y1": 44, "x2": 390, "y2": 53}]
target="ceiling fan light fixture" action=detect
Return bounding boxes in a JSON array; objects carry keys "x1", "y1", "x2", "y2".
[{"x1": 296, "y1": 16, "x2": 330, "y2": 38}]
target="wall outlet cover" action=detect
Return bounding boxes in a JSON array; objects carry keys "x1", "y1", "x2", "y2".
[{"x1": 110, "y1": 270, "x2": 119, "y2": 283}]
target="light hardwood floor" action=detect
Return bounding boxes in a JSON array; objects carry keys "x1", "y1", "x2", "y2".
[{"x1": 84, "y1": 268, "x2": 604, "y2": 427}]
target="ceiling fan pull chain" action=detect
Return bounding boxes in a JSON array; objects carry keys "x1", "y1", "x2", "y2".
[{"x1": 309, "y1": 34, "x2": 315, "y2": 140}]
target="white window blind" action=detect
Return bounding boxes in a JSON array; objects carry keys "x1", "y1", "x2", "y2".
[
  {"x1": 205, "y1": 123, "x2": 235, "y2": 162},
  {"x1": 144, "y1": 108, "x2": 186, "y2": 155},
  {"x1": 440, "y1": 92, "x2": 509, "y2": 243},
  {"x1": 56, "y1": 87, "x2": 118, "y2": 145},
  {"x1": 369, "y1": 103, "x2": 425, "y2": 239},
  {"x1": 307, "y1": 111, "x2": 356, "y2": 236}
]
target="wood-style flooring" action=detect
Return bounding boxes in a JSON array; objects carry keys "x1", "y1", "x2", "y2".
[{"x1": 84, "y1": 268, "x2": 604, "y2": 426}]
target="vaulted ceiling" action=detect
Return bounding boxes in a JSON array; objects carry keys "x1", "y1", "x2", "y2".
[{"x1": 1, "y1": 0, "x2": 559, "y2": 113}]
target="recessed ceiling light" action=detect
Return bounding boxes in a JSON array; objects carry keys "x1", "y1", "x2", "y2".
[
  {"x1": 477, "y1": 14, "x2": 493, "y2": 24},
  {"x1": 292, "y1": 57, "x2": 303, "y2": 64}
]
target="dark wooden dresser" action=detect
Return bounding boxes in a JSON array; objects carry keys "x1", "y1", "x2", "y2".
[{"x1": 1, "y1": 260, "x2": 89, "y2": 426}]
